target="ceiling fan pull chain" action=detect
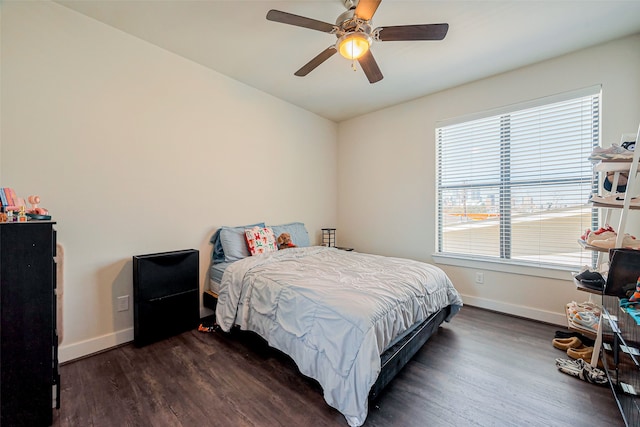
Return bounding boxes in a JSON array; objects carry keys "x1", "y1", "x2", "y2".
[{"x1": 351, "y1": 59, "x2": 357, "y2": 72}]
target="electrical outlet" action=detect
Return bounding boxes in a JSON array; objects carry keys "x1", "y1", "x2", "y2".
[
  {"x1": 117, "y1": 295, "x2": 130, "y2": 312},
  {"x1": 475, "y1": 272, "x2": 484, "y2": 284}
]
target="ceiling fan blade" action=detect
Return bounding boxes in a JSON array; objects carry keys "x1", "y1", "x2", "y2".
[
  {"x1": 354, "y1": 0, "x2": 382, "y2": 21},
  {"x1": 294, "y1": 47, "x2": 337, "y2": 77},
  {"x1": 357, "y1": 50, "x2": 383, "y2": 84},
  {"x1": 266, "y1": 10, "x2": 335, "y2": 33},
  {"x1": 377, "y1": 23, "x2": 449, "y2": 41}
]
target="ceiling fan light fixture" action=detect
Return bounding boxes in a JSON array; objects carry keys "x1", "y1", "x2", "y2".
[{"x1": 337, "y1": 32, "x2": 371, "y2": 60}]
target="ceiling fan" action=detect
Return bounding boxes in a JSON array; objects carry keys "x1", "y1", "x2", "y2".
[{"x1": 266, "y1": 0, "x2": 449, "y2": 84}]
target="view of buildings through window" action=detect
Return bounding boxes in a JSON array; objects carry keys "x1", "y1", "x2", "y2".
[{"x1": 436, "y1": 88, "x2": 600, "y2": 268}]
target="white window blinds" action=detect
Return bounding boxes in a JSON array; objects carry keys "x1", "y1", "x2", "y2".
[{"x1": 436, "y1": 87, "x2": 600, "y2": 269}]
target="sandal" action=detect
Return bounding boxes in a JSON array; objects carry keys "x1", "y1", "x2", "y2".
[
  {"x1": 554, "y1": 330, "x2": 595, "y2": 346},
  {"x1": 567, "y1": 346, "x2": 593, "y2": 360},
  {"x1": 552, "y1": 337, "x2": 582, "y2": 350}
]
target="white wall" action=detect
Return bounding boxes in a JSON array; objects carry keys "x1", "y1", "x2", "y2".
[
  {"x1": 3, "y1": 1, "x2": 638, "y2": 363},
  {"x1": 338, "y1": 34, "x2": 640, "y2": 325},
  {"x1": 1, "y1": 1, "x2": 337, "y2": 362}
]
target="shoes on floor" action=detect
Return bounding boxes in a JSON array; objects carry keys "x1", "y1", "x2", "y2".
[
  {"x1": 566, "y1": 346, "x2": 604, "y2": 368},
  {"x1": 552, "y1": 337, "x2": 583, "y2": 350},
  {"x1": 554, "y1": 330, "x2": 595, "y2": 347},
  {"x1": 567, "y1": 346, "x2": 593, "y2": 360},
  {"x1": 197, "y1": 323, "x2": 216, "y2": 333},
  {"x1": 555, "y1": 358, "x2": 608, "y2": 385}
]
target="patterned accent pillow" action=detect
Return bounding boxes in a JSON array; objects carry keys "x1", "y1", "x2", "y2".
[{"x1": 244, "y1": 226, "x2": 278, "y2": 255}]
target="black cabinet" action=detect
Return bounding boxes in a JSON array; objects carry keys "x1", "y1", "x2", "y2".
[
  {"x1": 133, "y1": 249, "x2": 199, "y2": 347},
  {"x1": 0, "y1": 221, "x2": 59, "y2": 426}
]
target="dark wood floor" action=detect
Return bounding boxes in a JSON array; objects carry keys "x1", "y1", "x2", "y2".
[{"x1": 53, "y1": 306, "x2": 623, "y2": 427}]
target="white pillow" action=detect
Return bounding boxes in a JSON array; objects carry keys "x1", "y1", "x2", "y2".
[{"x1": 244, "y1": 226, "x2": 278, "y2": 255}]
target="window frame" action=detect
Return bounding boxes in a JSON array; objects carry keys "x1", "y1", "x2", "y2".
[{"x1": 433, "y1": 86, "x2": 601, "y2": 275}]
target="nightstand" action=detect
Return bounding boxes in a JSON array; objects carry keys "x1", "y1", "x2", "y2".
[{"x1": 133, "y1": 249, "x2": 199, "y2": 347}]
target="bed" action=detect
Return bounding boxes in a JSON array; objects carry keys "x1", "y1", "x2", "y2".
[{"x1": 203, "y1": 222, "x2": 463, "y2": 427}]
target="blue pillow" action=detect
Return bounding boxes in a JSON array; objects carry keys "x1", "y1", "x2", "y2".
[
  {"x1": 216, "y1": 222, "x2": 266, "y2": 263},
  {"x1": 269, "y1": 222, "x2": 310, "y2": 247},
  {"x1": 210, "y1": 229, "x2": 225, "y2": 263}
]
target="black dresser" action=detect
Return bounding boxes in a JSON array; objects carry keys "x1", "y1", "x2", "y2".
[{"x1": 0, "y1": 221, "x2": 59, "y2": 426}]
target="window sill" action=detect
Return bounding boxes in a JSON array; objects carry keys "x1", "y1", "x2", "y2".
[{"x1": 431, "y1": 253, "x2": 575, "y2": 280}]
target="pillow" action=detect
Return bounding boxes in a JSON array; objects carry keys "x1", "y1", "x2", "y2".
[
  {"x1": 214, "y1": 222, "x2": 265, "y2": 263},
  {"x1": 269, "y1": 222, "x2": 310, "y2": 247},
  {"x1": 244, "y1": 226, "x2": 278, "y2": 255},
  {"x1": 210, "y1": 229, "x2": 225, "y2": 263}
]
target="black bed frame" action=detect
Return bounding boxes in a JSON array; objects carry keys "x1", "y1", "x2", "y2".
[{"x1": 202, "y1": 290, "x2": 451, "y2": 401}]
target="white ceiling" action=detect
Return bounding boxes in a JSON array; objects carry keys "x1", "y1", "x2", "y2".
[{"x1": 56, "y1": 0, "x2": 640, "y2": 122}]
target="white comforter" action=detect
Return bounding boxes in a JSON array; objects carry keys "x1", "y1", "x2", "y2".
[{"x1": 215, "y1": 246, "x2": 463, "y2": 426}]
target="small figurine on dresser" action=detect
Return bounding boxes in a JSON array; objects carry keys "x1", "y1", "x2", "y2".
[
  {"x1": 17, "y1": 206, "x2": 27, "y2": 222},
  {"x1": 26, "y1": 195, "x2": 51, "y2": 220}
]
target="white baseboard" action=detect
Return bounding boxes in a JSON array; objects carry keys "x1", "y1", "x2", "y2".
[
  {"x1": 58, "y1": 308, "x2": 214, "y2": 363},
  {"x1": 58, "y1": 327, "x2": 134, "y2": 364},
  {"x1": 460, "y1": 294, "x2": 567, "y2": 326},
  {"x1": 58, "y1": 298, "x2": 565, "y2": 364}
]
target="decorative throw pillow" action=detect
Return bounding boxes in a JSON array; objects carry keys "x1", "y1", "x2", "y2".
[{"x1": 244, "y1": 226, "x2": 278, "y2": 255}]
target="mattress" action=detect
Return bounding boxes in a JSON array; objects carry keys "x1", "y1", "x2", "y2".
[{"x1": 209, "y1": 261, "x2": 232, "y2": 294}]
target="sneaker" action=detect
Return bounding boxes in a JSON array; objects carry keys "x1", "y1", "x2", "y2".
[
  {"x1": 589, "y1": 144, "x2": 634, "y2": 161},
  {"x1": 585, "y1": 225, "x2": 616, "y2": 245},
  {"x1": 568, "y1": 311, "x2": 599, "y2": 332},
  {"x1": 622, "y1": 234, "x2": 640, "y2": 249},
  {"x1": 590, "y1": 194, "x2": 640, "y2": 208}
]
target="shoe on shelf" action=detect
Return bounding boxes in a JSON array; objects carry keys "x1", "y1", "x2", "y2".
[
  {"x1": 567, "y1": 311, "x2": 599, "y2": 333},
  {"x1": 590, "y1": 194, "x2": 640, "y2": 208},
  {"x1": 567, "y1": 301, "x2": 601, "y2": 317},
  {"x1": 585, "y1": 225, "x2": 617, "y2": 245},
  {"x1": 589, "y1": 144, "x2": 634, "y2": 161},
  {"x1": 622, "y1": 234, "x2": 640, "y2": 249},
  {"x1": 574, "y1": 270, "x2": 605, "y2": 289}
]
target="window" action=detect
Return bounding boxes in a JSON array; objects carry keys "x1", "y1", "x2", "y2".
[{"x1": 435, "y1": 86, "x2": 600, "y2": 270}]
